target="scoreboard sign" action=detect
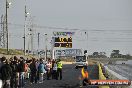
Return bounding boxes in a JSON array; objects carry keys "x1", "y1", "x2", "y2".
[
  {"x1": 54, "y1": 37, "x2": 72, "y2": 48},
  {"x1": 54, "y1": 43, "x2": 72, "y2": 48},
  {"x1": 55, "y1": 49, "x2": 82, "y2": 56},
  {"x1": 55, "y1": 37, "x2": 72, "y2": 42}
]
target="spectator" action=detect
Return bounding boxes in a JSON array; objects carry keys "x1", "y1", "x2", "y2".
[
  {"x1": 10, "y1": 56, "x2": 19, "y2": 88},
  {"x1": 25, "y1": 63, "x2": 30, "y2": 80},
  {"x1": 0, "y1": 56, "x2": 6, "y2": 79},
  {"x1": 35, "y1": 59, "x2": 40, "y2": 81},
  {"x1": 1, "y1": 59, "x2": 12, "y2": 88},
  {"x1": 52, "y1": 60, "x2": 57, "y2": 80},
  {"x1": 45, "y1": 59, "x2": 52, "y2": 80},
  {"x1": 38, "y1": 59, "x2": 46, "y2": 83},
  {"x1": 29, "y1": 58, "x2": 37, "y2": 84},
  {"x1": 18, "y1": 57, "x2": 25, "y2": 88}
]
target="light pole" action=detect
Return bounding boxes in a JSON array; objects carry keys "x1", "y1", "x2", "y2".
[
  {"x1": 27, "y1": 32, "x2": 30, "y2": 55},
  {"x1": 45, "y1": 33, "x2": 47, "y2": 61},
  {"x1": 51, "y1": 37, "x2": 55, "y2": 60},
  {"x1": 85, "y1": 31, "x2": 88, "y2": 56},
  {"x1": 23, "y1": 5, "x2": 29, "y2": 55},
  {"x1": 38, "y1": 33, "x2": 40, "y2": 57},
  {"x1": 5, "y1": 0, "x2": 11, "y2": 54}
]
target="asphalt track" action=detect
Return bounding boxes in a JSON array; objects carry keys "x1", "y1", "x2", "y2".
[{"x1": 25, "y1": 64, "x2": 99, "y2": 88}]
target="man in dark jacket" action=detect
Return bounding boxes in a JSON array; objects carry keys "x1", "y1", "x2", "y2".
[
  {"x1": 18, "y1": 57, "x2": 25, "y2": 88},
  {"x1": 1, "y1": 59, "x2": 12, "y2": 88},
  {"x1": 10, "y1": 56, "x2": 19, "y2": 88},
  {"x1": 0, "y1": 56, "x2": 6, "y2": 79},
  {"x1": 29, "y1": 58, "x2": 37, "y2": 84}
]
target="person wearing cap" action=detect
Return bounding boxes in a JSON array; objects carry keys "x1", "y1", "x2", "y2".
[{"x1": 57, "y1": 59, "x2": 63, "y2": 80}]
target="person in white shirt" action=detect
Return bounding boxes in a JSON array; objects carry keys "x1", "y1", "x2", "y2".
[
  {"x1": 45, "y1": 60, "x2": 51, "y2": 80},
  {"x1": 52, "y1": 61, "x2": 57, "y2": 80}
]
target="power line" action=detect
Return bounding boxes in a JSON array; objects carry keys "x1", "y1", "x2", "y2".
[{"x1": 0, "y1": 22, "x2": 132, "y2": 32}]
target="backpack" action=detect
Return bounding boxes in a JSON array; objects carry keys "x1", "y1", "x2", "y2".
[{"x1": 38, "y1": 63, "x2": 44, "y2": 73}]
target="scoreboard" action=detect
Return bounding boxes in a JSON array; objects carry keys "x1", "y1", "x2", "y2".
[
  {"x1": 54, "y1": 43, "x2": 72, "y2": 48},
  {"x1": 54, "y1": 37, "x2": 72, "y2": 48},
  {"x1": 54, "y1": 37, "x2": 72, "y2": 42}
]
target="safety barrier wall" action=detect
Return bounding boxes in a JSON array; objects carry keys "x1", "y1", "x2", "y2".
[
  {"x1": 98, "y1": 63, "x2": 110, "y2": 88},
  {"x1": 104, "y1": 65, "x2": 131, "y2": 88}
]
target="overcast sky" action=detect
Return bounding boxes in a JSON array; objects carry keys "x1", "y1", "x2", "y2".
[{"x1": 0, "y1": 0, "x2": 132, "y2": 56}]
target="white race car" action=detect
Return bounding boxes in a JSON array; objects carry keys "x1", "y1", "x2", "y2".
[{"x1": 74, "y1": 56, "x2": 88, "y2": 69}]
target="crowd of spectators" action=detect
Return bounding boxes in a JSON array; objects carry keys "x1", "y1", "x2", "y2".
[{"x1": 0, "y1": 56, "x2": 63, "y2": 88}]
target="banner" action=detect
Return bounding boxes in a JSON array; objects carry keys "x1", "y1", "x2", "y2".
[{"x1": 55, "y1": 49, "x2": 82, "y2": 57}]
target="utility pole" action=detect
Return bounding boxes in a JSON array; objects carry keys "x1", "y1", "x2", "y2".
[
  {"x1": 38, "y1": 32, "x2": 40, "y2": 57},
  {"x1": 0, "y1": 15, "x2": 3, "y2": 47},
  {"x1": 24, "y1": 6, "x2": 27, "y2": 55},
  {"x1": 45, "y1": 33, "x2": 47, "y2": 61},
  {"x1": 30, "y1": 29, "x2": 33, "y2": 54},
  {"x1": 85, "y1": 31, "x2": 88, "y2": 56},
  {"x1": 6, "y1": 0, "x2": 9, "y2": 54},
  {"x1": 3, "y1": 15, "x2": 6, "y2": 48},
  {"x1": 23, "y1": 4, "x2": 29, "y2": 55},
  {"x1": 27, "y1": 31, "x2": 30, "y2": 55},
  {"x1": 51, "y1": 37, "x2": 55, "y2": 60}
]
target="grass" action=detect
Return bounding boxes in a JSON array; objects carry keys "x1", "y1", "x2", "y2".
[{"x1": 0, "y1": 48, "x2": 24, "y2": 55}]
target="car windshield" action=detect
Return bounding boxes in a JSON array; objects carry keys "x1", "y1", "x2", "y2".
[{"x1": 76, "y1": 56, "x2": 86, "y2": 62}]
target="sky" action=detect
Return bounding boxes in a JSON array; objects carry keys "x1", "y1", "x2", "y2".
[{"x1": 0, "y1": 0, "x2": 132, "y2": 56}]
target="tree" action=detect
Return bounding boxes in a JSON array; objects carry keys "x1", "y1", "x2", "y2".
[
  {"x1": 126, "y1": 54, "x2": 131, "y2": 59},
  {"x1": 99, "y1": 52, "x2": 107, "y2": 58},
  {"x1": 111, "y1": 50, "x2": 120, "y2": 58},
  {"x1": 112, "y1": 50, "x2": 120, "y2": 54},
  {"x1": 93, "y1": 52, "x2": 99, "y2": 58}
]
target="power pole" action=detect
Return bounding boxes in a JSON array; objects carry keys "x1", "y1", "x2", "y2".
[
  {"x1": 31, "y1": 29, "x2": 33, "y2": 54},
  {"x1": 24, "y1": 5, "x2": 27, "y2": 55},
  {"x1": 6, "y1": 0, "x2": 9, "y2": 54},
  {"x1": 24, "y1": 6, "x2": 26, "y2": 55},
  {"x1": 0, "y1": 15, "x2": 6, "y2": 48},
  {"x1": 38, "y1": 33, "x2": 40, "y2": 57},
  {"x1": 28, "y1": 16, "x2": 35, "y2": 55},
  {"x1": 85, "y1": 31, "x2": 88, "y2": 57},
  {"x1": 27, "y1": 31, "x2": 30, "y2": 55},
  {"x1": 0, "y1": 15, "x2": 3, "y2": 47},
  {"x1": 45, "y1": 34, "x2": 47, "y2": 61},
  {"x1": 3, "y1": 15, "x2": 6, "y2": 48},
  {"x1": 24, "y1": 0, "x2": 30, "y2": 55}
]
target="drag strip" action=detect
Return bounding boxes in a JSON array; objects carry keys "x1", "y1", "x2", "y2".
[{"x1": 106, "y1": 64, "x2": 132, "y2": 80}]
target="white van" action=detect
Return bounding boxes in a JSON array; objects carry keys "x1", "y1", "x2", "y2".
[{"x1": 74, "y1": 56, "x2": 88, "y2": 69}]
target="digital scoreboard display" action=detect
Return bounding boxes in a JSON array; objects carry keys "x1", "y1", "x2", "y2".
[
  {"x1": 54, "y1": 37, "x2": 72, "y2": 48},
  {"x1": 54, "y1": 37, "x2": 72, "y2": 42}
]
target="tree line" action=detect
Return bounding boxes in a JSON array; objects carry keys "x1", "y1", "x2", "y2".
[{"x1": 88, "y1": 50, "x2": 132, "y2": 59}]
